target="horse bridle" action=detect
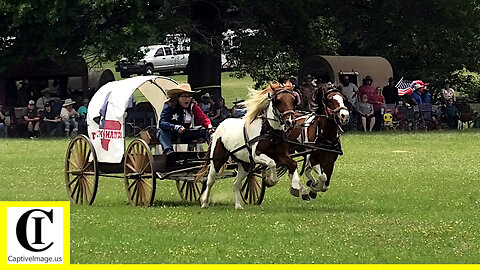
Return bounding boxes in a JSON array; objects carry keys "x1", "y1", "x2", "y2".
[
  {"x1": 322, "y1": 88, "x2": 348, "y2": 122},
  {"x1": 270, "y1": 89, "x2": 297, "y2": 125}
]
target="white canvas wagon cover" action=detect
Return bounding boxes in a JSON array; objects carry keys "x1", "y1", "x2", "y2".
[{"x1": 87, "y1": 76, "x2": 178, "y2": 163}]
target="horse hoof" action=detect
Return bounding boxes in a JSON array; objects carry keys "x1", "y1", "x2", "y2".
[
  {"x1": 290, "y1": 187, "x2": 300, "y2": 197},
  {"x1": 302, "y1": 194, "x2": 310, "y2": 201},
  {"x1": 309, "y1": 191, "x2": 317, "y2": 199},
  {"x1": 235, "y1": 205, "x2": 244, "y2": 210},
  {"x1": 306, "y1": 180, "x2": 313, "y2": 187}
]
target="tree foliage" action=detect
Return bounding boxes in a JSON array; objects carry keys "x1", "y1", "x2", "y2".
[
  {"x1": 450, "y1": 68, "x2": 480, "y2": 101},
  {"x1": 1, "y1": 0, "x2": 480, "y2": 98}
]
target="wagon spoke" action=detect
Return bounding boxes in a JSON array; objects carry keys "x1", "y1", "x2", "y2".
[
  {"x1": 81, "y1": 177, "x2": 89, "y2": 204},
  {"x1": 195, "y1": 182, "x2": 201, "y2": 196},
  {"x1": 140, "y1": 161, "x2": 151, "y2": 174},
  {"x1": 127, "y1": 154, "x2": 135, "y2": 169},
  {"x1": 180, "y1": 181, "x2": 187, "y2": 193},
  {"x1": 141, "y1": 179, "x2": 153, "y2": 190},
  {"x1": 68, "y1": 175, "x2": 80, "y2": 187},
  {"x1": 68, "y1": 158, "x2": 81, "y2": 170},
  {"x1": 71, "y1": 177, "x2": 80, "y2": 197},
  {"x1": 242, "y1": 177, "x2": 249, "y2": 191},
  {"x1": 191, "y1": 183, "x2": 197, "y2": 200},
  {"x1": 77, "y1": 181, "x2": 82, "y2": 204},
  {"x1": 84, "y1": 149, "x2": 92, "y2": 164},
  {"x1": 130, "y1": 183, "x2": 138, "y2": 201},
  {"x1": 135, "y1": 182, "x2": 141, "y2": 206},
  {"x1": 252, "y1": 182, "x2": 258, "y2": 203},
  {"x1": 126, "y1": 180, "x2": 136, "y2": 192},
  {"x1": 126, "y1": 162, "x2": 136, "y2": 173}
]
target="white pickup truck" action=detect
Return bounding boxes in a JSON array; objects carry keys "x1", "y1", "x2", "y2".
[{"x1": 115, "y1": 45, "x2": 188, "y2": 78}]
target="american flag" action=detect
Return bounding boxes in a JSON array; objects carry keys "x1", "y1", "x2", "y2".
[{"x1": 396, "y1": 77, "x2": 413, "y2": 96}]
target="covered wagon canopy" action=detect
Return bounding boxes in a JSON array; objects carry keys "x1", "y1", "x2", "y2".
[
  {"x1": 87, "y1": 76, "x2": 178, "y2": 163},
  {"x1": 299, "y1": 55, "x2": 393, "y2": 88}
]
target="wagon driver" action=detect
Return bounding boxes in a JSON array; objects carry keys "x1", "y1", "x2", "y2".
[{"x1": 157, "y1": 83, "x2": 214, "y2": 155}]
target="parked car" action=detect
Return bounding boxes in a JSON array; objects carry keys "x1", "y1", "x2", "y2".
[{"x1": 115, "y1": 45, "x2": 188, "y2": 78}]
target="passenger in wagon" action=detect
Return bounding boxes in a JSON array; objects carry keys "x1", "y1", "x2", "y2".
[{"x1": 157, "y1": 84, "x2": 214, "y2": 155}]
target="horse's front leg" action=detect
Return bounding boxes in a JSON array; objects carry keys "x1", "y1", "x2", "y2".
[
  {"x1": 254, "y1": 153, "x2": 278, "y2": 186},
  {"x1": 233, "y1": 164, "x2": 249, "y2": 210},
  {"x1": 282, "y1": 157, "x2": 309, "y2": 200},
  {"x1": 306, "y1": 164, "x2": 329, "y2": 199}
]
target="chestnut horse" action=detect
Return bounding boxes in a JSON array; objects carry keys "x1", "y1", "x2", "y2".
[
  {"x1": 197, "y1": 81, "x2": 300, "y2": 209},
  {"x1": 287, "y1": 84, "x2": 349, "y2": 199}
]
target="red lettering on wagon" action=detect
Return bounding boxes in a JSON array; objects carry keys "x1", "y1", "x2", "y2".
[{"x1": 91, "y1": 120, "x2": 123, "y2": 151}]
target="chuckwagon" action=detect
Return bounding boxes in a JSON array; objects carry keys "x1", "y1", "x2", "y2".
[{"x1": 64, "y1": 76, "x2": 266, "y2": 206}]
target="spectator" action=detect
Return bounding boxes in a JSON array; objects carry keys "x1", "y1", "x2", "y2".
[
  {"x1": 231, "y1": 98, "x2": 246, "y2": 118},
  {"x1": 355, "y1": 94, "x2": 375, "y2": 132},
  {"x1": 211, "y1": 97, "x2": 231, "y2": 127},
  {"x1": 200, "y1": 93, "x2": 212, "y2": 114},
  {"x1": 340, "y1": 75, "x2": 358, "y2": 105},
  {"x1": 443, "y1": 99, "x2": 459, "y2": 129},
  {"x1": 300, "y1": 74, "x2": 317, "y2": 111},
  {"x1": 411, "y1": 84, "x2": 423, "y2": 105},
  {"x1": 370, "y1": 87, "x2": 386, "y2": 130},
  {"x1": 16, "y1": 79, "x2": 31, "y2": 107},
  {"x1": 40, "y1": 102, "x2": 62, "y2": 137},
  {"x1": 24, "y1": 100, "x2": 41, "y2": 138},
  {"x1": 77, "y1": 98, "x2": 89, "y2": 118},
  {"x1": 156, "y1": 84, "x2": 213, "y2": 155},
  {"x1": 0, "y1": 102, "x2": 5, "y2": 138},
  {"x1": 77, "y1": 98, "x2": 89, "y2": 135},
  {"x1": 357, "y1": 76, "x2": 376, "y2": 101},
  {"x1": 383, "y1": 77, "x2": 399, "y2": 105},
  {"x1": 36, "y1": 87, "x2": 53, "y2": 112},
  {"x1": 441, "y1": 81, "x2": 456, "y2": 104},
  {"x1": 60, "y1": 98, "x2": 79, "y2": 138},
  {"x1": 422, "y1": 87, "x2": 432, "y2": 104}
]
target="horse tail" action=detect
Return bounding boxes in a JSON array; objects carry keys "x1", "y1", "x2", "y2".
[{"x1": 195, "y1": 137, "x2": 213, "y2": 181}]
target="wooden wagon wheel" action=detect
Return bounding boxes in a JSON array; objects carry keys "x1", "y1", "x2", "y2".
[
  {"x1": 176, "y1": 180, "x2": 205, "y2": 202},
  {"x1": 240, "y1": 171, "x2": 266, "y2": 205},
  {"x1": 124, "y1": 139, "x2": 156, "y2": 206},
  {"x1": 65, "y1": 135, "x2": 99, "y2": 205}
]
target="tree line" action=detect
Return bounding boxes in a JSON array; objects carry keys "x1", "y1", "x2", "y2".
[{"x1": 1, "y1": 0, "x2": 480, "y2": 99}]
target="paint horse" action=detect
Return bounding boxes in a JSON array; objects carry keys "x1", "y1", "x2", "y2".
[
  {"x1": 287, "y1": 83, "x2": 349, "y2": 199},
  {"x1": 197, "y1": 81, "x2": 300, "y2": 209}
]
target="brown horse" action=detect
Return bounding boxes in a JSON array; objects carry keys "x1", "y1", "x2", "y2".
[
  {"x1": 197, "y1": 81, "x2": 300, "y2": 209},
  {"x1": 287, "y1": 84, "x2": 349, "y2": 199}
]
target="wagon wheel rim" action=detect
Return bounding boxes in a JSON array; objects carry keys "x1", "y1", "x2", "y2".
[
  {"x1": 176, "y1": 180, "x2": 204, "y2": 202},
  {"x1": 124, "y1": 139, "x2": 156, "y2": 206},
  {"x1": 240, "y1": 172, "x2": 266, "y2": 205},
  {"x1": 65, "y1": 135, "x2": 98, "y2": 205}
]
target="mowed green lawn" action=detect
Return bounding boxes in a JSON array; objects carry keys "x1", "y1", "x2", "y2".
[{"x1": 1, "y1": 130, "x2": 479, "y2": 263}]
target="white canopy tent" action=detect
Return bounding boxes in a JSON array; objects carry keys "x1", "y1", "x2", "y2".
[{"x1": 87, "y1": 76, "x2": 178, "y2": 163}]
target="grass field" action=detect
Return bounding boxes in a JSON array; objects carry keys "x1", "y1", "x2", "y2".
[{"x1": 1, "y1": 130, "x2": 479, "y2": 263}]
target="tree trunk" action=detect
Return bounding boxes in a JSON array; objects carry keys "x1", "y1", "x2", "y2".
[{"x1": 187, "y1": 1, "x2": 223, "y2": 100}]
